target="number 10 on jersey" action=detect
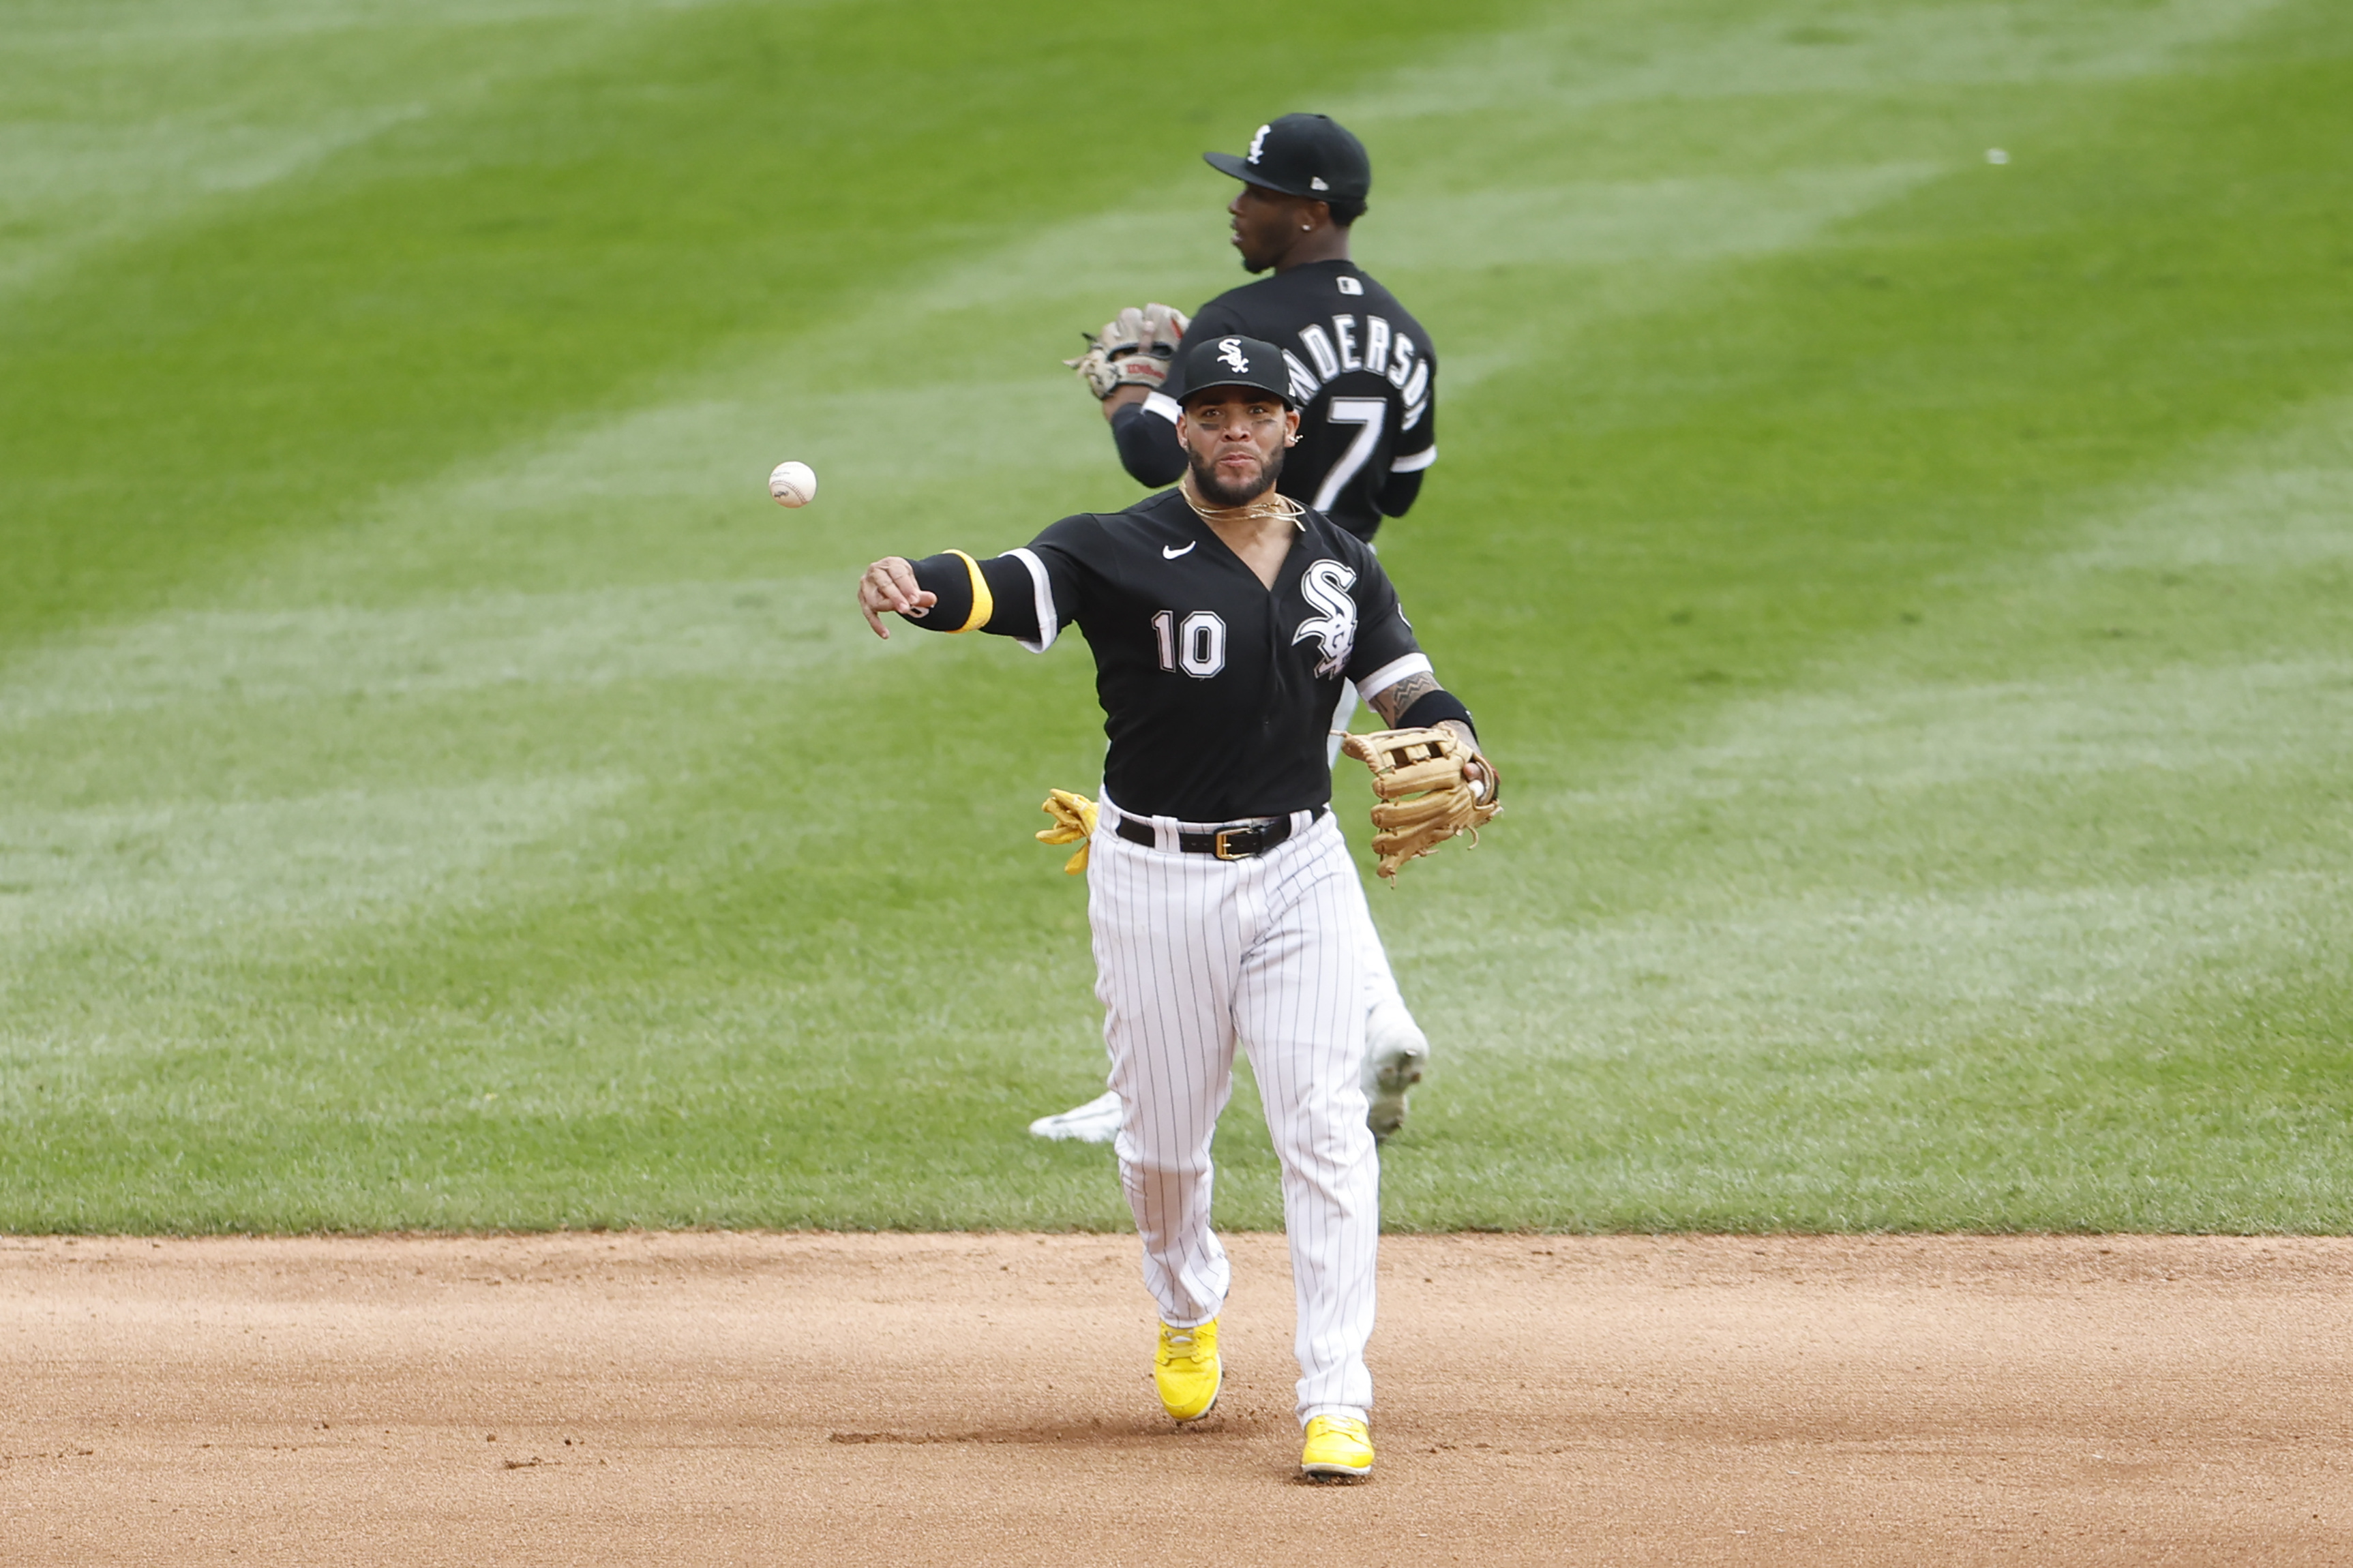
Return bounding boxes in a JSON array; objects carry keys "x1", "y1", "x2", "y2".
[{"x1": 1152, "y1": 609, "x2": 1228, "y2": 678}]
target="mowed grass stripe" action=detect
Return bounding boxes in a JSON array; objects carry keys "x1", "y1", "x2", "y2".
[
  {"x1": 0, "y1": 0, "x2": 727, "y2": 305},
  {"x1": 3, "y1": 0, "x2": 2348, "y2": 1230},
  {"x1": 0, "y1": 0, "x2": 1535, "y2": 1228},
  {"x1": 1369, "y1": 5, "x2": 2353, "y2": 1228},
  {"x1": 0, "y1": 0, "x2": 2096, "y2": 926},
  {"x1": 0, "y1": 0, "x2": 1522, "y2": 646}
]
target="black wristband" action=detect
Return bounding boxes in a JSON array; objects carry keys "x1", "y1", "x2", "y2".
[{"x1": 1397, "y1": 688, "x2": 1475, "y2": 742}]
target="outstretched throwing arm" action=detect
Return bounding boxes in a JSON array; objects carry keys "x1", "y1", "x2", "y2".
[{"x1": 856, "y1": 547, "x2": 1054, "y2": 645}]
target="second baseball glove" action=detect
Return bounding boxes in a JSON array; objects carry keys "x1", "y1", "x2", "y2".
[
  {"x1": 1340, "y1": 727, "x2": 1501, "y2": 881},
  {"x1": 1064, "y1": 303, "x2": 1190, "y2": 399}
]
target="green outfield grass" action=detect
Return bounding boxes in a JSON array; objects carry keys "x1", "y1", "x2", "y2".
[{"x1": 3, "y1": 0, "x2": 2348, "y2": 1232}]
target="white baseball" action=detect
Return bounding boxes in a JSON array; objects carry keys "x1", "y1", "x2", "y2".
[{"x1": 768, "y1": 460, "x2": 818, "y2": 508}]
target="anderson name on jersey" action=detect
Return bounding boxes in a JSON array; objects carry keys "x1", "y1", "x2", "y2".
[
  {"x1": 898, "y1": 487, "x2": 1433, "y2": 822},
  {"x1": 1113, "y1": 261, "x2": 1437, "y2": 542}
]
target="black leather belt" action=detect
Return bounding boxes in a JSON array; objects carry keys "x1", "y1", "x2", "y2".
[{"x1": 1115, "y1": 806, "x2": 1323, "y2": 860}]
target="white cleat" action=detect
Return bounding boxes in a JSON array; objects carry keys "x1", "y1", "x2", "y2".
[
  {"x1": 1364, "y1": 1000, "x2": 1429, "y2": 1143},
  {"x1": 1028, "y1": 1089, "x2": 1122, "y2": 1143}
]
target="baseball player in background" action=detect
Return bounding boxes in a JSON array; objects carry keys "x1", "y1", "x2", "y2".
[
  {"x1": 856, "y1": 335, "x2": 1497, "y2": 1481},
  {"x1": 1037, "y1": 112, "x2": 1442, "y2": 1147}
]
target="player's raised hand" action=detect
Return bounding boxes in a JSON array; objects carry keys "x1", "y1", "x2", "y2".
[
  {"x1": 857, "y1": 556, "x2": 935, "y2": 638},
  {"x1": 1065, "y1": 305, "x2": 1188, "y2": 404},
  {"x1": 1105, "y1": 305, "x2": 1149, "y2": 357},
  {"x1": 1142, "y1": 302, "x2": 1190, "y2": 352}
]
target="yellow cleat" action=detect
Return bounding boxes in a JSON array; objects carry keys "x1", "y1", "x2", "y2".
[
  {"x1": 1300, "y1": 1415, "x2": 1374, "y2": 1481},
  {"x1": 1154, "y1": 1318, "x2": 1221, "y2": 1421}
]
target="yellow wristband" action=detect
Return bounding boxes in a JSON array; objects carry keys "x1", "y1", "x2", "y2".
[{"x1": 944, "y1": 549, "x2": 993, "y2": 633}]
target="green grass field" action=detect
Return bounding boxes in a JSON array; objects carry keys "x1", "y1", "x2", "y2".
[{"x1": 3, "y1": 0, "x2": 2349, "y2": 1233}]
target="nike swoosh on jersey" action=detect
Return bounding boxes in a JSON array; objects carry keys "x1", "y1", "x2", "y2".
[{"x1": 1162, "y1": 542, "x2": 1197, "y2": 558}]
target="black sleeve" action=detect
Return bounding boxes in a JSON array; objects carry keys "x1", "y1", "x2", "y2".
[
  {"x1": 1110, "y1": 402, "x2": 1186, "y2": 487},
  {"x1": 1390, "y1": 345, "x2": 1436, "y2": 472},
  {"x1": 1374, "y1": 467, "x2": 1423, "y2": 518},
  {"x1": 896, "y1": 517, "x2": 1096, "y2": 649},
  {"x1": 1338, "y1": 539, "x2": 1425, "y2": 688},
  {"x1": 901, "y1": 551, "x2": 1048, "y2": 642}
]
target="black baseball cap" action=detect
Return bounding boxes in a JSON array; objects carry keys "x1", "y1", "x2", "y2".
[
  {"x1": 1203, "y1": 113, "x2": 1370, "y2": 205},
  {"x1": 1177, "y1": 335, "x2": 1293, "y2": 406}
]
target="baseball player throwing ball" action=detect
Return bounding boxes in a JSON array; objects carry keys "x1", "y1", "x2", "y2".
[
  {"x1": 857, "y1": 335, "x2": 1499, "y2": 1482},
  {"x1": 1039, "y1": 111, "x2": 1443, "y2": 1147}
]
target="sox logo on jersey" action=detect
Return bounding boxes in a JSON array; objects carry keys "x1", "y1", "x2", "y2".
[{"x1": 1291, "y1": 559, "x2": 1359, "y2": 677}]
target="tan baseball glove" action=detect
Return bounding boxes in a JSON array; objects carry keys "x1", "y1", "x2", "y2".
[
  {"x1": 1063, "y1": 303, "x2": 1190, "y2": 399},
  {"x1": 1340, "y1": 727, "x2": 1501, "y2": 881}
]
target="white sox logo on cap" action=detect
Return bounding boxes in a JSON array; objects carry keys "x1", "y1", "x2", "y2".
[
  {"x1": 1216, "y1": 337, "x2": 1250, "y2": 373},
  {"x1": 1247, "y1": 124, "x2": 1270, "y2": 164}
]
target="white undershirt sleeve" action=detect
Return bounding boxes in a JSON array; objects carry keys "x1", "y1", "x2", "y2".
[
  {"x1": 1005, "y1": 547, "x2": 1059, "y2": 654},
  {"x1": 1355, "y1": 652, "x2": 1432, "y2": 704}
]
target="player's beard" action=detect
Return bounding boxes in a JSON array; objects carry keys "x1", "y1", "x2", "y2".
[{"x1": 1187, "y1": 442, "x2": 1285, "y2": 509}]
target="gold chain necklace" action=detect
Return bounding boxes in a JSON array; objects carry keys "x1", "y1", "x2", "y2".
[{"x1": 1180, "y1": 469, "x2": 1305, "y2": 530}]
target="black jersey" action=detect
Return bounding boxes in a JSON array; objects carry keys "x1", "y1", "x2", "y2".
[
  {"x1": 1117, "y1": 260, "x2": 1437, "y2": 541},
  {"x1": 905, "y1": 488, "x2": 1430, "y2": 821}
]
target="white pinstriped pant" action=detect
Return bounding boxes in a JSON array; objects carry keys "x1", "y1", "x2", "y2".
[{"x1": 1090, "y1": 794, "x2": 1379, "y2": 1426}]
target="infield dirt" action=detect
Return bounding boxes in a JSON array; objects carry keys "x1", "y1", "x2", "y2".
[{"x1": 5, "y1": 1233, "x2": 2348, "y2": 1565}]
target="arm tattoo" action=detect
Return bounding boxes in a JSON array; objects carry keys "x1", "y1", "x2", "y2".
[{"x1": 1369, "y1": 672, "x2": 1440, "y2": 727}]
